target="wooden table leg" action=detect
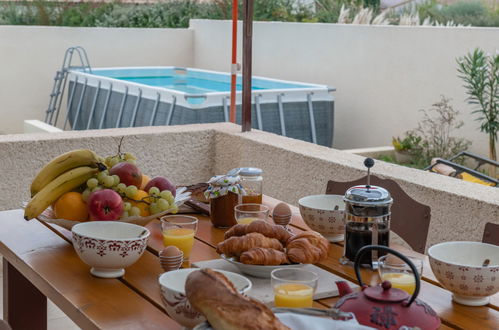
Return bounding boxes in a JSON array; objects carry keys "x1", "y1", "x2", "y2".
[{"x1": 3, "y1": 259, "x2": 47, "y2": 330}]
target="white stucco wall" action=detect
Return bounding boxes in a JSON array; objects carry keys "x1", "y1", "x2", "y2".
[
  {"x1": 191, "y1": 20, "x2": 499, "y2": 156},
  {"x1": 0, "y1": 26, "x2": 193, "y2": 134}
]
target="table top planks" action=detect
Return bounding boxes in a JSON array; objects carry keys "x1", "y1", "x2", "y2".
[{"x1": 0, "y1": 194, "x2": 498, "y2": 330}]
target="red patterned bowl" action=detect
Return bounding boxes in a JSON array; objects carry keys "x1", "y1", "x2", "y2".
[
  {"x1": 72, "y1": 221, "x2": 150, "y2": 278},
  {"x1": 298, "y1": 194, "x2": 345, "y2": 242},
  {"x1": 428, "y1": 241, "x2": 499, "y2": 306},
  {"x1": 159, "y1": 268, "x2": 252, "y2": 328}
]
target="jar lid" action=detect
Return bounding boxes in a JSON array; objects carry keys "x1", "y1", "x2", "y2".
[
  {"x1": 344, "y1": 185, "x2": 393, "y2": 206},
  {"x1": 205, "y1": 175, "x2": 245, "y2": 199},
  {"x1": 228, "y1": 167, "x2": 263, "y2": 176}
]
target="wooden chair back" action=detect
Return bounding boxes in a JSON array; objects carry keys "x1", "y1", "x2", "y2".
[
  {"x1": 482, "y1": 222, "x2": 499, "y2": 246},
  {"x1": 326, "y1": 175, "x2": 431, "y2": 253}
]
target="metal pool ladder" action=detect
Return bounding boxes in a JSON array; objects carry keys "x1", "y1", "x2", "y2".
[{"x1": 44, "y1": 46, "x2": 92, "y2": 127}]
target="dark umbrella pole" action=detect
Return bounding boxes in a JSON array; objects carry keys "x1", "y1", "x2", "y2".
[{"x1": 241, "y1": 0, "x2": 253, "y2": 132}]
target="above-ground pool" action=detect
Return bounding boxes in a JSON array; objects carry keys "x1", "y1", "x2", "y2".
[{"x1": 66, "y1": 67, "x2": 335, "y2": 146}]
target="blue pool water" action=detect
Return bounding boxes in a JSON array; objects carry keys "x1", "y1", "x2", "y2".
[{"x1": 93, "y1": 68, "x2": 315, "y2": 94}]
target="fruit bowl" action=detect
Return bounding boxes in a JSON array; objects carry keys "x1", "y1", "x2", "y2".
[
  {"x1": 29, "y1": 187, "x2": 191, "y2": 230},
  {"x1": 159, "y1": 268, "x2": 252, "y2": 328},
  {"x1": 428, "y1": 241, "x2": 499, "y2": 306},
  {"x1": 72, "y1": 221, "x2": 150, "y2": 278},
  {"x1": 220, "y1": 254, "x2": 305, "y2": 278},
  {"x1": 298, "y1": 194, "x2": 345, "y2": 242}
]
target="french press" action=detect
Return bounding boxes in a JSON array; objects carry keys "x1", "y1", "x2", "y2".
[{"x1": 340, "y1": 158, "x2": 393, "y2": 268}]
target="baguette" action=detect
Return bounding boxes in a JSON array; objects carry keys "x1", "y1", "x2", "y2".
[{"x1": 185, "y1": 269, "x2": 289, "y2": 330}]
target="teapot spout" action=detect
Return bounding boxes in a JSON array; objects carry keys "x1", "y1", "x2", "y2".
[{"x1": 335, "y1": 281, "x2": 353, "y2": 297}]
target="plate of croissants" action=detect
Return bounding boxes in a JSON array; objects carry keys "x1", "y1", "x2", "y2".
[{"x1": 216, "y1": 220, "x2": 329, "y2": 278}]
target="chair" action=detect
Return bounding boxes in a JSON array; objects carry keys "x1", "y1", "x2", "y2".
[
  {"x1": 482, "y1": 222, "x2": 499, "y2": 246},
  {"x1": 326, "y1": 175, "x2": 431, "y2": 254}
]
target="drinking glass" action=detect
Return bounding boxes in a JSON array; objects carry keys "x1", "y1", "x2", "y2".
[
  {"x1": 234, "y1": 204, "x2": 269, "y2": 225},
  {"x1": 378, "y1": 255, "x2": 423, "y2": 295},
  {"x1": 271, "y1": 268, "x2": 318, "y2": 308},
  {"x1": 160, "y1": 215, "x2": 198, "y2": 260}
]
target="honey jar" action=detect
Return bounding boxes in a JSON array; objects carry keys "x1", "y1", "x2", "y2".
[{"x1": 205, "y1": 175, "x2": 245, "y2": 228}]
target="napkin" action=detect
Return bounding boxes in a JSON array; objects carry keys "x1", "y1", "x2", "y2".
[{"x1": 276, "y1": 313, "x2": 375, "y2": 330}]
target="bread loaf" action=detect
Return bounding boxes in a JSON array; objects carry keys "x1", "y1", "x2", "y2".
[{"x1": 185, "y1": 268, "x2": 289, "y2": 330}]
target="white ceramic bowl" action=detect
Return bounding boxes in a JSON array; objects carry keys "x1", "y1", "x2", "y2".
[
  {"x1": 71, "y1": 221, "x2": 150, "y2": 278},
  {"x1": 428, "y1": 241, "x2": 499, "y2": 306},
  {"x1": 159, "y1": 268, "x2": 252, "y2": 328},
  {"x1": 221, "y1": 254, "x2": 304, "y2": 278},
  {"x1": 298, "y1": 194, "x2": 345, "y2": 242}
]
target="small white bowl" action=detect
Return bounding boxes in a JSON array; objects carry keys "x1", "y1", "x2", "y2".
[
  {"x1": 159, "y1": 268, "x2": 252, "y2": 328},
  {"x1": 298, "y1": 194, "x2": 345, "y2": 242},
  {"x1": 71, "y1": 221, "x2": 150, "y2": 278},
  {"x1": 428, "y1": 241, "x2": 499, "y2": 306}
]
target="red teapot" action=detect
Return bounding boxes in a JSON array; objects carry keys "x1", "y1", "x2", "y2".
[{"x1": 335, "y1": 245, "x2": 441, "y2": 330}]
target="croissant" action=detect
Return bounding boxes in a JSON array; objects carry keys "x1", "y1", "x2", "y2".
[
  {"x1": 217, "y1": 232, "x2": 284, "y2": 257},
  {"x1": 286, "y1": 231, "x2": 329, "y2": 264},
  {"x1": 224, "y1": 220, "x2": 292, "y2": 244},
  {"x1": 240, "y1": 248, "x2": 289, "y2": 265}
]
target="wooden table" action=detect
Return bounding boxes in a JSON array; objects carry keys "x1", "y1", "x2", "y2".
[{"x1": 1, "y1": 196, "x2": 498, "y2": 329}]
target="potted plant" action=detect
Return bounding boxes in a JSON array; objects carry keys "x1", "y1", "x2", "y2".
[
  {"x1": 457, "y1": 49, "x2": 499, "y2": 177},
  {"x1": 392, "y1": 132, "x2": 422, "y2": 163}
]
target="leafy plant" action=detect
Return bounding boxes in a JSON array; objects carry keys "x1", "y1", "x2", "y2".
[
  {"x1": 392, "y1": 132, "x2": 422, "y2": 153},
  {"x1": 457, "y1": 49, "x2": 499, "y2": 165}
]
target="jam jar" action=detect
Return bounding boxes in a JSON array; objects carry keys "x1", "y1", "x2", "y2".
[{"x1": 205, "y1": 175, "x2": 245, "y2": 228}]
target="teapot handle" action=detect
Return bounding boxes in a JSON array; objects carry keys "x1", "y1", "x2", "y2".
[{"x1": 354, "y1": 245, "x2": 420, "y2": 307}]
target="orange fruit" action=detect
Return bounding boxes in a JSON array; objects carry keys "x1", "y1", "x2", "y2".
[
  {"x1": 128, "y1": 189, "x2": 151, "y2": 217},
  {"x1": 54, "y1": 192, "x2": 88, "y2": 222},
  {"x1": 140, "y1": 174, "x2": 151, "y2": 190}
]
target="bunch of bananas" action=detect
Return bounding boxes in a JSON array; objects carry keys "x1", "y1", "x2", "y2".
[{"x1": 24, "y1": 149, "x2": 106, "y2": 220}]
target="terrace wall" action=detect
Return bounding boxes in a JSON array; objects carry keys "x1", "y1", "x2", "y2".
[
  {"x1": 0, "y1": 123, "x2": 497, "y2": 250},
  {"x1": 192, "y1": 19, "x2": 499, "y2": 157},
  {"x1": 0, "y1": 26, "x2": 193, "y2": 134}
]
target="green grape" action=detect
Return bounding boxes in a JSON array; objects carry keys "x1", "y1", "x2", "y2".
[
  {"x1": 109, "y1": 157, "x2": 119, "y2": 168},
  {"x1": 160, "y1": 190, "x2": 173, "y2": 200},
  {"x1": 124, "y1": 152, "x2": 136, "y2": 161},
  {"x1": 126, "y1": 159, "x2": 136, "y2": 165},
  {"x1": 166, "y1": 194, "x2": 175, "y2": 205},
  {"x1": 105, "y1": 156, "x2": 113, "y2": 166},
  {"x1": 130, "y1": 206, "x2": 141, "y2": 216},
  {"x1": 103, "y1": 175, "x2": 115, "y2": 188},
  {"x1": 82, "y1": 189, "x2": 91, "y2": 202},
  {"x1": 120, "y1": 211, "x2": 129, "y2": 220},
  {"x1": 97, "y1": 171, "x2": 108, "y2": 184},
  {"x1": 87, "y1": 178, "x2": 99, "y2": 189},
  {"x1": 157, "y1": 198, "x2": 170, "y2": 211},
  {"x1": 170, "y1": 204, "x2": 178, "y2": 214},
  {"x1": 123, "y1": 202, "x2": 132, "y2": 212},
  {"x1": 125, "y1": 185, "x2": 138, "y2": 199},
  {"x1": 149, "y1": 202, "x2": 160, "y2": 215},
  {"x1": 112, "y1": 175, "x2": 120, "y2": 186},
  {"x1": 116, "y1": 183, "x2": 127, "y2": 194},
  {"x1": 91, "y1": 186, "x2": 102, "y2": 193},
  {"x1": 148, "y1": 187, "x2": 160, "y2": 196}
]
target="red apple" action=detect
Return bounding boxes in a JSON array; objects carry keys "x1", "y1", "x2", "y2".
[
  {"x1": 87, "y1": 189, "x2": 124, "y2": 221},
  {"x1": 144, "y1": 177, "x2": 176, "y2": 197},
  {"x1": 109, "y1": 162, "x2": 142, "y2": 187}
]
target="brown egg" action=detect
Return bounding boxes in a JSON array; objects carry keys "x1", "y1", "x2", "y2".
[
  {"x1": 160, "y1": 245, "x2": 182, "y2": 258},
  {"x1": 273, "y1": 202, "x2": 291, "y2": 217}
]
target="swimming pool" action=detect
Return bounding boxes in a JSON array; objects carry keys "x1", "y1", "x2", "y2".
[{"x1": 66, "y1": 67, "x2": 335, "y2": 146}]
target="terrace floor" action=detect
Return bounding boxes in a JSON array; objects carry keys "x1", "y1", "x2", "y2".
[{"x1": 0, "y1": 256, "x2": 79, "y2": 329}]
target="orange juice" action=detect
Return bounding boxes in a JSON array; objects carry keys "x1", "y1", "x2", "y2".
[
  {"x1": 274, "y1": 283, "x2": 314, "y2": 308},
  {"x1": 382, "y1": 273, "x2": 416, "y2": 295},
  {"x1": 163, "y1": 228, "x2": 195, "y2": 259},
  {"x1": 237, "y1": 217, "x2": 260, "y2": 224}
]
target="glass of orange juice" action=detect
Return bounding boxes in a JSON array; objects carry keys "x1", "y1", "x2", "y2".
[
  {"x1": 234, "y1": 204, "x2": 269, "y2": 225},
  {"x1": 271, "y1": 268, "x2": 318, "y2": 308},
  {"x1": 378, "y1": 255, "x2": 423, "y2": 295},
  {"x1": 160, "y1": 215, "x2": 198, "y2": 261}
]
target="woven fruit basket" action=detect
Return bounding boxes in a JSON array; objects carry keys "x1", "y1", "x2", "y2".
[{"x1": 27, "y1": 187, "x2": 191, "y2": 231}]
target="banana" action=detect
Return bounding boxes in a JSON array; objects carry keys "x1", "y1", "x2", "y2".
[
  {"x1": 30, "y1": 149, "x2": 105, "y2": 197},
  {"x1": 25, "y1": 166, "x2": 99, "y2": 220}
]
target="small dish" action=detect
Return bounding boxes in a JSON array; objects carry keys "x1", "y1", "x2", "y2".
[{"x1": 220, "y1": 254, "x2": 305, "y2": 278}]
